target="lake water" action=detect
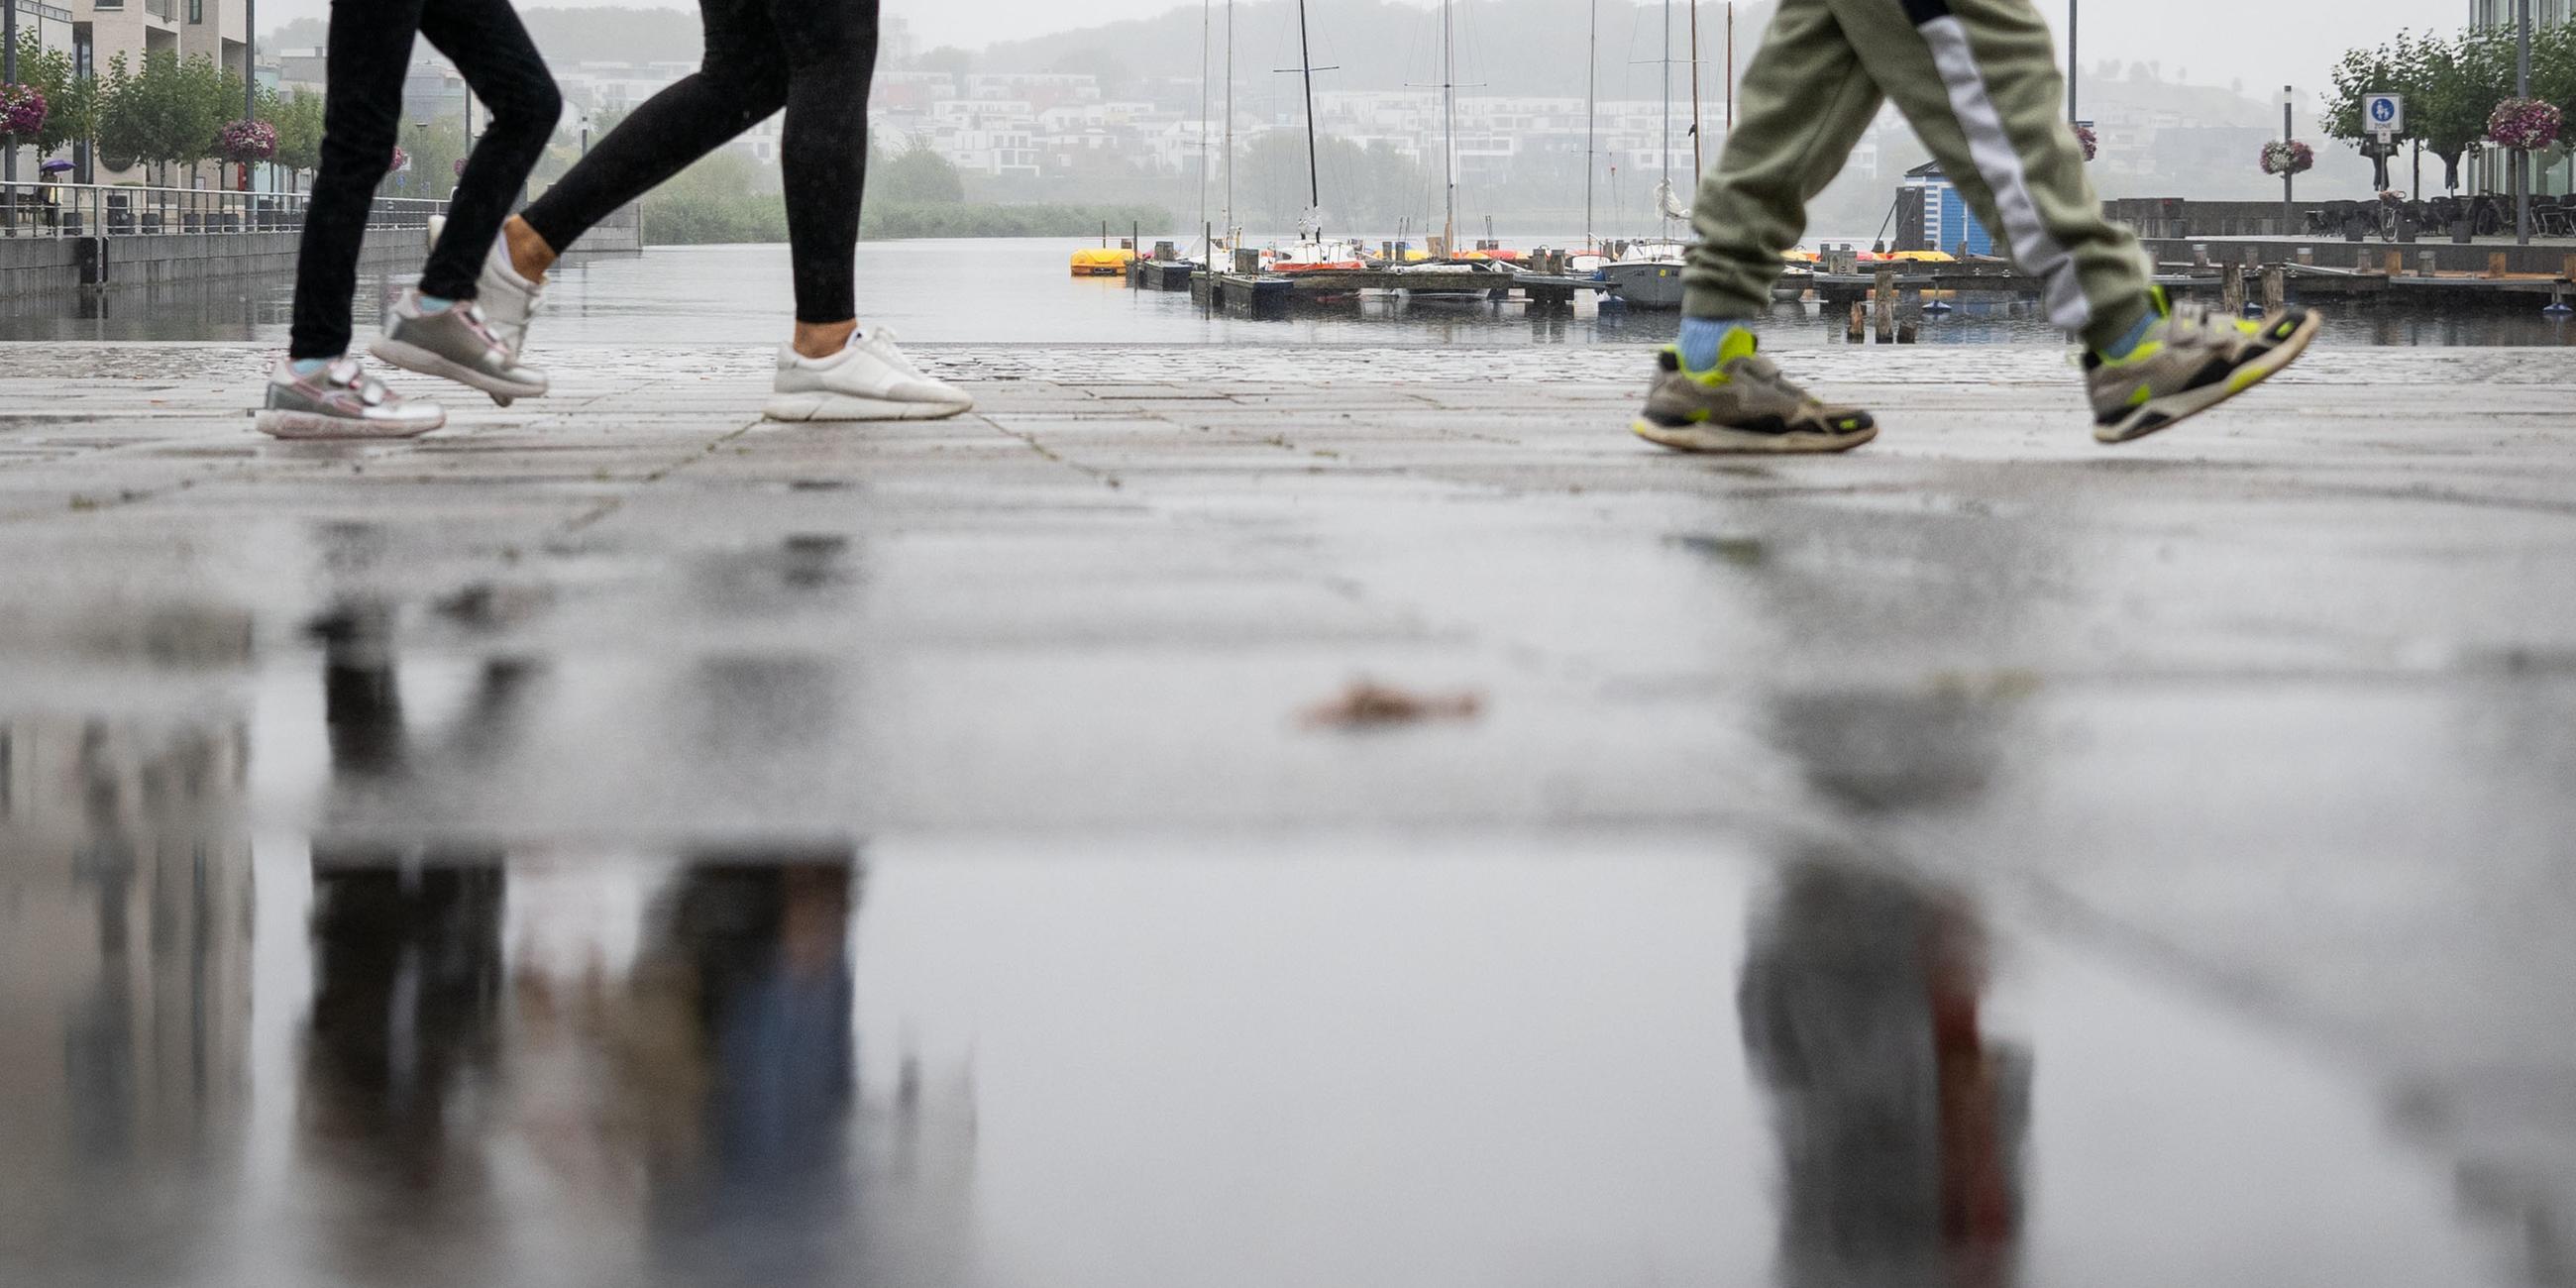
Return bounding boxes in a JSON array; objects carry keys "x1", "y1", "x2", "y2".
[{"x1": 3, "y1": 237, "x2": 2571, "y2": 348}]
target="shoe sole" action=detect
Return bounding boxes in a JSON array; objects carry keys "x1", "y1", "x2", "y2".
[
  {"x1": 1631, "y1": 417, "x2": 1878, "y2": 454},
  {"x1": 368, "y1": 338, "x2": 548, "y2": 401},
  {"x1": 2094, "y1": 311, "x2": 2322, "y2": 445},
  {"x1": 254, "y1": 407, "x2": 445, "y2": 440},
  {"x1": 764, "y1": 391, "x2": 974, "y2": 422}
]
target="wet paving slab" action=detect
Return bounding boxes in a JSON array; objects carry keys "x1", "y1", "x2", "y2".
[
  {"x1": 0, "y1": 814, "x2": 2523, "y2": 1288},
  {"x1": 6, "y1": 343, "x2": 2576, "y2": 1283}
]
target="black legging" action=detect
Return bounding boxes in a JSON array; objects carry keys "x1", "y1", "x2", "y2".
[
  {"x1": 289, "y1": 0, "x2": 560, "y2": 360},
  {"x1": 520, "y1": 0, "x2": 877, "y2": 324}
]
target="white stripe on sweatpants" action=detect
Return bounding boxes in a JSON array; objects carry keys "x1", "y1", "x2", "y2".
[{"x1": 1919, "y1": 15, "x2": 2090, "y2": 332}]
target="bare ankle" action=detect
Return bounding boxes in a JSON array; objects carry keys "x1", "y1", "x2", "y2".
[
  {"x1": 502, "y1": 216, "x2": 557, "y2": 283},
  {"x1": 792, "y1": 319, "x2": 858, "y2": 361}
]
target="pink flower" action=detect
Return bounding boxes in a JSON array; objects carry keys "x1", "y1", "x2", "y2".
[
  {"x1": 216, "y1": 118, "x2": 278, "y2": 162},
  {"x1": 2260, "y1": 140, "x2": 2314, "y2": 176},
  {"x1": 2073, "y1": 124, "x2": 2098, "y2": 162},
  {"x1": 2488, "y1": 98, "x2": 2562, "y2": 152},
  {"x1": 0, "y1": 82, "x2": 48, "y2": 139}
]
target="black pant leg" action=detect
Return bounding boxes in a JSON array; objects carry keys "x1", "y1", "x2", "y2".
[
  {"x1": 417, "y1": 0, "x2": 561, "y2": 299},
  {"x1": 767, "y1": 0, "x2": 879, "y2": 323},
  {"x1": 517, "y1": 0, "x2": 789, "y2": 254},
  {"x1": 289, "y1": 0, "x2": 430, "y2": 360}
]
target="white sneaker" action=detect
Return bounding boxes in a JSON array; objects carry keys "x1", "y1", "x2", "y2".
[
  {"x1": 764, "y1": 327, "x2": 973, "y2": 422},
  {"x1": 470, "y1": 236, "x2": 545, "y2": 359},
  {"x1": 425, "y1": 213, "x2": 545, "y2": 367}
]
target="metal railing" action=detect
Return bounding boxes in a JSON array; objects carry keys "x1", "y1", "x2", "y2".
[{"x1": 0, "y1": 181, "x2": 449, "y2": 239}]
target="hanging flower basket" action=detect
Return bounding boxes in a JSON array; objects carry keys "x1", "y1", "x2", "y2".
[
  {"x1": 2260, "y1": 139, "x2": 2314, "y2": 176},
  {"x1": 389, "y1": 145, "x2": 409, "y2": 172},
  {"x1": 2074, "y1": 124, "x2": 2097, "y2": 162},
  {"x1": 216, "y1": 118, "x2": 277, "y2": 163},
  {"x1": 0, "y1": 82, "x2": 47, "y2": 140},
  {"x1": 2487, "y1": 98, "x2": 2562, "y2": 152}
]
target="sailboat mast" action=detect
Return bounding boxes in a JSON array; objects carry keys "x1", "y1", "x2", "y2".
[
  {"x1": 1584, "y1": 0, "x2": 1596, "y2": 250},
  {"x1": 1297, "y1": 0, "x2": 1321, "y2": 239},
  {"x1": 1442, "y1": 0, "x2": 1455, "y2": 254},
  {"x1": 1225, "y1": 0, "x2": 1235, "y2": 246},
  {"x1": 1660, "y1": 0, "x2": 1672, "y2": 239},
  {"x1": 1689, "y1": 0, "x2": 1703, "y2": 178},
  {"x1": 1200, "y1": 0, "x2": 1212, "y2": 260}
]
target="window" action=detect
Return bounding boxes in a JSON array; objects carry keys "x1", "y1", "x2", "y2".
[{"x1": 188, "y1": 0, "x2": 201, "y2": 19}]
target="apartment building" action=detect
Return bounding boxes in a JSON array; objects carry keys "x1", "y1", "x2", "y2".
[
  {"x1": 2469, "y1": 0, "x2": 2571, "y2": 25},
  {"x1": 170, "y1": 0, "x2": 241, "y2": 79},
  {"x1": 4, "y1": 0, "x2": 75, "y2": 181}
]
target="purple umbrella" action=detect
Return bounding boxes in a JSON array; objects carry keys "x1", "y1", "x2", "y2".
[{"x1": 39, "y1": 159, "x2": 73, "y2": 173}]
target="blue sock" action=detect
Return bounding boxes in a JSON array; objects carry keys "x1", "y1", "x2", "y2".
[
  {"x1": 2094, "y1": 309, "x2": 2159, "y2": 360},
  {"x1": 289, "y1": 358, "x2": 332, "y2": 377},
  {"x1": 1677, "y1": 317, "x2": 1749, "y2": 373},
  {"x1": 417, "y1": 294, "x2": 454, "y2": 313}
]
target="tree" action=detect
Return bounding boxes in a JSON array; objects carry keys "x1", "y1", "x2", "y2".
[
  {"x1": 872, "y1": 141, "x2": 964, "y2": 204},
  {"x1": 11, "y1": 33, "x2": 98, "y2": 161},
  {"x1": 265, "y1": 85, "x2": 325, "y2": 179},
  {"x1": 95, "y1": 51, "x2": 236, "y2": 185},
  {"x1": 2323, "y1": 34, "x2": 2414, "y2": 150},
  {"x1": 2325, "y1": 17, "x2": 2576, "y2": 194},
  {"x1": 1239, "y1": 128, "x2": 1434, "y2": 231},
  {"x1": 914, "y1": 46, "x2": 973, "y2": 80},
  {"x1": 637, "y1": 147, "x2": 788, "y2": 243}
]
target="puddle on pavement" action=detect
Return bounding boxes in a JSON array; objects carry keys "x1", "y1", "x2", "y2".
[
  {"x1": 0, "y1": 585, "x2": 2536, "y2": 1286},
  {"x1": 0, "y1": 705, "x2": 2521, "y2": 1286}
]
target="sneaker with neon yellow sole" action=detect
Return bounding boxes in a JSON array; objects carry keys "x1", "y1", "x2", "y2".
[
  {"x1": 1630, "y1": 328, "x2": 1878, "y2": 455},
  {"x1": 2086, "y1": 289, "x2": 2320, "y2": 445}
]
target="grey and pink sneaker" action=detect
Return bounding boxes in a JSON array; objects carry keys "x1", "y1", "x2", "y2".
[
  {"x1": 368, "y1": 287, "x2": 548, "y2": 406},
  {"x1": 253, "y1": 357, "x2": 446, "y2": 440}
]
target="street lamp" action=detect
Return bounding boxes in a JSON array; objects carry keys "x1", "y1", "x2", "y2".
[
  {"x1": 5, "y1": 0, "x2": 18, "y2": 204},
  {"x1": 2516, "y1": 0, "x2": 2531, "y2": 246},
  {"x1": 2281, "y1": 85, "x2": 2296, "y2": 235},
  {"x1": 2066, "y1": 0, "x2": 2078, "y2": 123}
]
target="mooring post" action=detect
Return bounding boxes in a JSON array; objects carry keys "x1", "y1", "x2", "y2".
[
  {"x1": 2221, "y1": 265, "x2": 2246, "y2": 315},
  {"x1": 2262, "y1": 266, "x2": 2287, "y2": 312},
  {"x1": 1846, "y1": 300, "x2": 1866, "y2": 342},
  {"x1": 1873, "y1": 265, "x2": 1896, "y2": 342}
]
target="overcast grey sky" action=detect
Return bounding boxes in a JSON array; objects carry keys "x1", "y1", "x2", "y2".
[{"x1": 260, "y1": 0, "x2": 2464, "y2": 107}]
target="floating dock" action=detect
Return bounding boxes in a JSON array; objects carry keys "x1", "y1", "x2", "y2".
[{"x1": 1122, "y1": 245, "x2": 2573, "y2": 319}]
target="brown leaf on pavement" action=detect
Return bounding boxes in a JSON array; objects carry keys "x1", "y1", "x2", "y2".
[{"x1": 1299, "y1": 679, "x2": 1484, "y2": 729}]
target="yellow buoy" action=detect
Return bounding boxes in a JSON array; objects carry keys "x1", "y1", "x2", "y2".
[{"x1": 1070, "y1": 247, "x2": 1135, "y2": 276}]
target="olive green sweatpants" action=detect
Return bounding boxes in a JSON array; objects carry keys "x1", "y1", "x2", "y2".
[{"x1": 1680, "y1": 0, "x2": 2152, "y2": 350}]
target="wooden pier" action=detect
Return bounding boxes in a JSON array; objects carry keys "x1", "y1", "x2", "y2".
[{"x1": 1126, "y1": 246, "x2": 2574, "y2": 320}]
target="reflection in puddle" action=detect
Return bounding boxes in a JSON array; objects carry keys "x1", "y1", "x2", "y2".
[
  {"x1": 0, "y1": 602, "x2": 2529, "y2": 1286},
  {"x1": 1742, "y1": 856, "x2": 2029, "y2": 1287}
]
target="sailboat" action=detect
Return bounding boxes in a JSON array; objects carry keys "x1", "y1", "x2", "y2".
[
  {"x1": 1263, "y1": 0, "x2": 1370, "y2": 272},
  {"x1": 1384, "y1": 0, "x2": 1517, "y2": 297},
  {"x1": 1599, "y1": 0, "x2": 1694, "y2": 307}
]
